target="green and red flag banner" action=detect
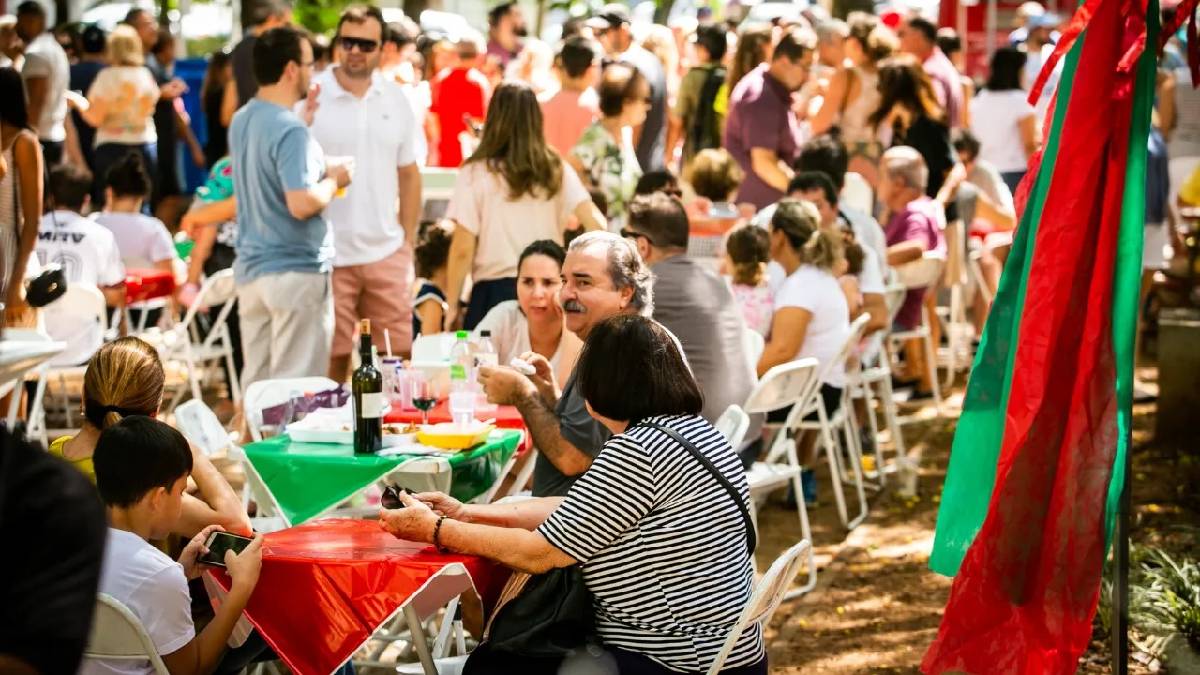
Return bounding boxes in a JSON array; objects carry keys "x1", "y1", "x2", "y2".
[{"x1": 922, "y1": 0, "x2": 1196, "y2": 669}]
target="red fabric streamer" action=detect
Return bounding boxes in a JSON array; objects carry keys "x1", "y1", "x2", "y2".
[{"x1": 922, "y1": 0, "x2": 1140, "y2": 670}]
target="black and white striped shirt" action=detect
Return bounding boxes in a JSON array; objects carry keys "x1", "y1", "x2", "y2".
[{"x1": 538, "y1": 414, "x2": 763, "y2": 672}]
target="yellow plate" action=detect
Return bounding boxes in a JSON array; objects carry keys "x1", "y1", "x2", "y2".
[{"x1": 417, "y1": 423, "x2": 495, "y2": 450}]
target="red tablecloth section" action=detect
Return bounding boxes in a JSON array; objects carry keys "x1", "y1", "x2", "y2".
[
  {"x1": 124, "y1": 268, "x2": 175, "y2": 304},
  {"x1": 385, "y1": 402, "x2": 531, "y2": 452},
  {"x1": 210, "y1": 519, "x2": 510, "y2": 675}
]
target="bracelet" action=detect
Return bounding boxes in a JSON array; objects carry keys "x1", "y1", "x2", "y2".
[{"x1": 432, "y1": 515, "x2": 449, "y2": 553}]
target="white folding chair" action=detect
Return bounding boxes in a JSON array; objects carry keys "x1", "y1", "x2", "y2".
[
  {"x1": 243, "y1": 376, "x2": 338, "y2": 442},
  {"x1": 742, "y1": 358, "x2": 822, "y2": 596},
  {"x1": 847, "y1": 284, "x2": 909, "y2": 489},
  {"x1": 160, "y1": 269, "x2": 241, "y2": 412},
  {"x1": 83, "y1": 594, "x2": 169, "y2": 674},
  {"x1": 792, "y1": 314, "x2": 872, "y2": 531},
  {"x1": 715, "y1": 404, "x2": 751, "y2": 451},
  {"x1": 889, "y1": 251, "x2": 945, "y2": 414},
  {"x1": 935, "y1": 220, "x2": 974, "y2": 389},
  {"x1": 742, "y1": 328, "x2": 765, "y2": 376},
  {"x1": 38, "y1": 284, "x2": 108, "y2": 438},
  {"x1": 173, "y1": 399, "x2": 236, "y2": 458},
  {"x1": 706, "y1": 540, "x2": 812, "y2": 675}
]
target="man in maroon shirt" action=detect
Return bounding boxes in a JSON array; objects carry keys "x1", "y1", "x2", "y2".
[
  {"x1": 899, "y1": 16, "x2": 964, "y2": 128},
  {"x1": 724, "y1": 27, "x2": 816, "y2": 210},
  {"x1": 485, "y1": 1, "x2": 526, "y2": 74},
  {"x1": 430, "y1": 32, "x2": 490, "y2": 167}
]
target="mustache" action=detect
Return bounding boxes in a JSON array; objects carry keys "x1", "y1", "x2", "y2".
[{"x1": 562, "y1": 299, "x2": 585, "y2": 313}]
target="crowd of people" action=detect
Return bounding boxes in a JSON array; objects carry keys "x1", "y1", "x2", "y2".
[{"x1": 2, "y1": 0, "x2": 1197, "y2": 672}]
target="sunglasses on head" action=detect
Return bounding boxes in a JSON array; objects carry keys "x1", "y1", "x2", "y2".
[{"x1": 338, "y1": 36, "x2": 380, "y2": 53}]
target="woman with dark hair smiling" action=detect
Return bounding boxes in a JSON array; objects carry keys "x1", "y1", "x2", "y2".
[
  {"x1": 869, "y1": 54, "x2": 954, "y2": 197},
  {"x1": 475, "y1": 239, "x2": 582, "y2": 386},
  {"x1": 381, "y1": 314, "x2": 765, "y2": 674},
  {"x1": 444, "y1": 81, "x2": 606, "y2": 330}
]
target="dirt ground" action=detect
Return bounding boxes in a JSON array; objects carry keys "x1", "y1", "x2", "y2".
[{"x1": 753, "y1": 370, "x2": 1199, "y2": 673}]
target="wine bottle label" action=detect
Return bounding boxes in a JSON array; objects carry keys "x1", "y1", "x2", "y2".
[{"x1": 359, "y1": 392, "x2": 383, "y2": 418}]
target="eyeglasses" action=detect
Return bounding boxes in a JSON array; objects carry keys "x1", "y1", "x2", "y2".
[{"x1": 338, "y1": 36, "x2": 380, "y2": 53}]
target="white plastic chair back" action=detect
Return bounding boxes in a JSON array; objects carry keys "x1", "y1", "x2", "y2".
[
  {"x1": 894, "y1": 250, "x2": 946, "y2": 290},
  {"x1": 942, "y1": 219, "x2": 968, "y2": 287},
  {"x1": 243, "y1": 376, "x2": 338, "y2": 441},
  {"x1": 822, "y1": 314, "x2": 871, "y2": 383},
  {"x1": 742, "y1": 328, "x2": 765, "y2": 374},
  {"x1": 83, "y1": 594, "x2": 169, "y2": 674},
  {"x1": 412, "y1": 332, "x2": 457, "y2": 362},
  {"x1": 742, "y1": 358, "x2": 822, "y2": 416},
  {"x1": 174, "y1": 399, "x2": 233, "y2": 457},
  {"x1": 883, "y1": 283, "x2": 908, "y2": 325},
  {"x1": 43, "y1": 283, "x2": 107, "y2": 367},
  {"x1": 714, "y1": 405, "x2": 751, "y2": 451},
  {"x1": 706, "y1": 540, "x2": 812, "y2": 675},
  {"x1": 177, "y1": 269, "x2": 236, "y2": 329}
]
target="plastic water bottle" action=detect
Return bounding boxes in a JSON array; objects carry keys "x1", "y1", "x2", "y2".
[
  {"x1": 448, "y1": 331, "x2": 475, "y2": 426},
  {"x1": 474, "y1": 330, "x2": 498, "y2": 414}
]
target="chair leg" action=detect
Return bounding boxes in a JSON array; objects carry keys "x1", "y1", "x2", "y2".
[
  {"x1": 922, "y1": 309, "x2": 943, "y2": 414},
  {"x1": 815, "y1": 401, "x2": 850, "y2": 528},
  {"x1": 878, "y1": 375, "x2": 907, "y2": 463},
  {"x1": 784, "y1": 440, "x2": 817, "y2": 598},
  {"x1": 839, "y1": 403, "x2": 870, "y2": 528},
  {"x1": 859, "y1": 381, "x2": 887, "y2": 487}
]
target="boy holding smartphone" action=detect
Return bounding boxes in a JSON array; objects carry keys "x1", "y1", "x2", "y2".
[{"x1": 88, "y1": 416, "x2": 263, "y2": 675}]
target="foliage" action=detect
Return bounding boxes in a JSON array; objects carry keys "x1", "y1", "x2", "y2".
[
  {"x1": 293, "y1": 0, "x2": 352, "y2": 37},
  {"x1": 1132, "y1": 547, "x2": 1200, "y2": 651}
]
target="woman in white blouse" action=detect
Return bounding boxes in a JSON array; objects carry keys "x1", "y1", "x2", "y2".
[
  {"x1": 443, "y1": 81, "x2": 607, "y2": 330},
  {"x1": 475, "y1": 240, "x2": 582, "y2": 387}
]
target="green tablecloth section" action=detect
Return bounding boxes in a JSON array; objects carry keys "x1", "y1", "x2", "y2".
[{"x1": 242, "y1": 430, "x2": 521, "y2": 526}]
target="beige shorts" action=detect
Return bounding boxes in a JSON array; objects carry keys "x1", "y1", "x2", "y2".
[{"x1": 331, "y1": 246, "x2": 415, "y2": 358}]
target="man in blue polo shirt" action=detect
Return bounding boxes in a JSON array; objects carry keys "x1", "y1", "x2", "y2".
[{"x1": 230, "y1": 26, "x2": 353, "y2": 386}]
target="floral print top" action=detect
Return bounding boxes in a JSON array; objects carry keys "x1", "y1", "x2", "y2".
[
  {"x1": 732, "y1": 282, "x2": 774, "y2": 337},
  {"x1": 572, "y1": 121, "x2": 642, "y2": 228}
]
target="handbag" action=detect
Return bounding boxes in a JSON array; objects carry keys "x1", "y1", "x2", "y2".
[
  {"x1": 19, "y1": 169, "x2": 67, "y2": 308},
  {"x1": 465, "y1": 419, "x2": 756, "y2": 673}
]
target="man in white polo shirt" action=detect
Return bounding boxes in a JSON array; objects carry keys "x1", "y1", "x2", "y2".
[{"x1": 306, "y1": 5, "x2": 422, "y2": 378}]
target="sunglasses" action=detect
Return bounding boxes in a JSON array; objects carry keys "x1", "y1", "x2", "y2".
[
  {"x1": 338, "y1": 36, "x2": 380, "y2": 53},
  {"x1": 381, "y1": 485, "x2": 414, "y2": 510}
]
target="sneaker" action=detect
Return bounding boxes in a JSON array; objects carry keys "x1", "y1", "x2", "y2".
[{"x1": 800, "y1": 468, "x2": 818, "y2": 505}]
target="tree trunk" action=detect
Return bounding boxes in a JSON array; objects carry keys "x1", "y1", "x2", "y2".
[
  {"x1": 403, "y1": 0, "x2": 441, "y2": 19},
  {"x1": 653, "y1": 0, "x2": 677, "y2": 25}
]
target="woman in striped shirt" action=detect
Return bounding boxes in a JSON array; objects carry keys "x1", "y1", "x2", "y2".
[{"x1": 381, "y1": 314, "x2": 765, "y2": 674}]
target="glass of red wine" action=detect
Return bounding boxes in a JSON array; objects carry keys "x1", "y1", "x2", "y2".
[{"x1": 410, "y1": 376, "x2": 436, "y2": 427}]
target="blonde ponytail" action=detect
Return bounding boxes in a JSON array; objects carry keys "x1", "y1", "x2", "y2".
[
  {"x1": 801, "y1": 228, "x2": 844, "y2": 272},
  {"x1": 82, "y1": 337, "x2": 165, "y2": 430}
]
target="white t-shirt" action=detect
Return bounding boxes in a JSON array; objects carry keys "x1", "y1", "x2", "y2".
[
  {"x1": 80, "y1": 528, "x2": 195, "y2": 675},
  {"x1": 87, "y1": 66, "x2": 160, "y2": 146},
  {"x1": 21, "y1": 33, "x2": 70, "y2": 142},
  {"x1": 970, "y1": 89, "x2": 1037, "y2": 173},
  {"x1": 304, "y1": 68, "x2": 420, "y2": 266},
  {"x1": 774, "y1": 264, "x2": 851, "y2": 388},
  {"x1": 475, "y1": 300, "x2": 583, "y2": 387},
  {"x1": 36, "y1": 211, "x2": 125, "y2": 366},
  {"x1": 446, "y1": 159, "x2": 590, "y2": 281},
  {"x1": 94, "y1": 212, "x2": 176, "y2": 264}
]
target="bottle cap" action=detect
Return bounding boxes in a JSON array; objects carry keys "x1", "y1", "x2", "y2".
[
  {"x1": 456, "y1": 330, "x2": 468, "y2": 340},
  {"x1": 360, "y1": 318, "x2": 371, "y2": 334},
  {"x1": 480, "y1": 330, "x2": 491, "y2": 338}
]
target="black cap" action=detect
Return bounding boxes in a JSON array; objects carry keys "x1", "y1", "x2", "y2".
[
  {"x1": 81, "y1": 24, "x2": 106, "y2": 54},
  {"x1": 585, "y1": 3, "x2": 632, "y2": 31}
]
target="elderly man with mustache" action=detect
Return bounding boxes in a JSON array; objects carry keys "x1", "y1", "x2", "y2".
[{"x1": 478, "y1": 231, "x2": 654, "y2": 497}]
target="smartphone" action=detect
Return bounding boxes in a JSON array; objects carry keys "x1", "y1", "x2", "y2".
[
  {"x1": 199, "y1": 531, "x2": 254, "y2": 568},
  {"x1": 381, "y1": 485, "x2": 413, "y2": 510}
]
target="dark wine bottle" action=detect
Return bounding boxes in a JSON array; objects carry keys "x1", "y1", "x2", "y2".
[{"x1": 353, "y1": 319, "x2": 383, "y2": 454}]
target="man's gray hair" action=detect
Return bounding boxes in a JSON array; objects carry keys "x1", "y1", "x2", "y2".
[
  {"x1": 815, "y1": 19, "x2": 849, "y2": 44},
  {"x1": 881, "y1": 146, "x2": 929, "y2": 192},
  {"x1": 569, "y1": 231, "x2": 655, "y2": 316}
]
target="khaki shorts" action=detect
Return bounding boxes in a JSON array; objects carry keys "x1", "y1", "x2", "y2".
[{"x1": 331, "y1": 246, "x2": 415, "y2": 358}]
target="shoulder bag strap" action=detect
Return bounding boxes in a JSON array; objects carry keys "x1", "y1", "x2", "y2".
[{"x1": 636, "y1": 421, "x2": 757, "y2": 553}]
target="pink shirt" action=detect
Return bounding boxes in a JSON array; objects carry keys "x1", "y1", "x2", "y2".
[{"x1": 539, "y1": 88, "x2": 599, "y2": 158}]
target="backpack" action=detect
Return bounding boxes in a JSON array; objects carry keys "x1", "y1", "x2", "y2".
[{"x1": 689, "y1": 66, "x2": 727, "y2": 155}]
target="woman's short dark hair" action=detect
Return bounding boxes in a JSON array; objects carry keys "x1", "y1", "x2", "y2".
[
  {"x1": 951, "y1": 127, "x2": 981, "y2": 161},
  {"x1": 577, "y1": 314, "x2": 702, "y2": 423},
  {"x1": 634, "y1": 169, "x2": 681, "y2": 197},
  {"x1": 104, "y1": 151, "x2": 151, "y2": 198},
  {"x1": 597, "y1": 62, "x2": 646, "y2": 118},
  {"x1": 518, "y1": 239, "x2": 565, "y2": 272},
  {"x1": 94, "y1": 416, "x2": 193, "y2": 508},
  {"x1": 414, "y1": 221, "x2": 452, "y2": 278},
  {"x1": 49, "y1": 164, "x2": 93, "y2": 212},
  {"x1": 797, "y1": 133, "x2": 849, "y2": 190},
  {"x1": 986, "y1": 46, "x2": 1027, "y2": 91},
  {"x1": 253, "y1": 26, "x2": 306, "y2": 86}
]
